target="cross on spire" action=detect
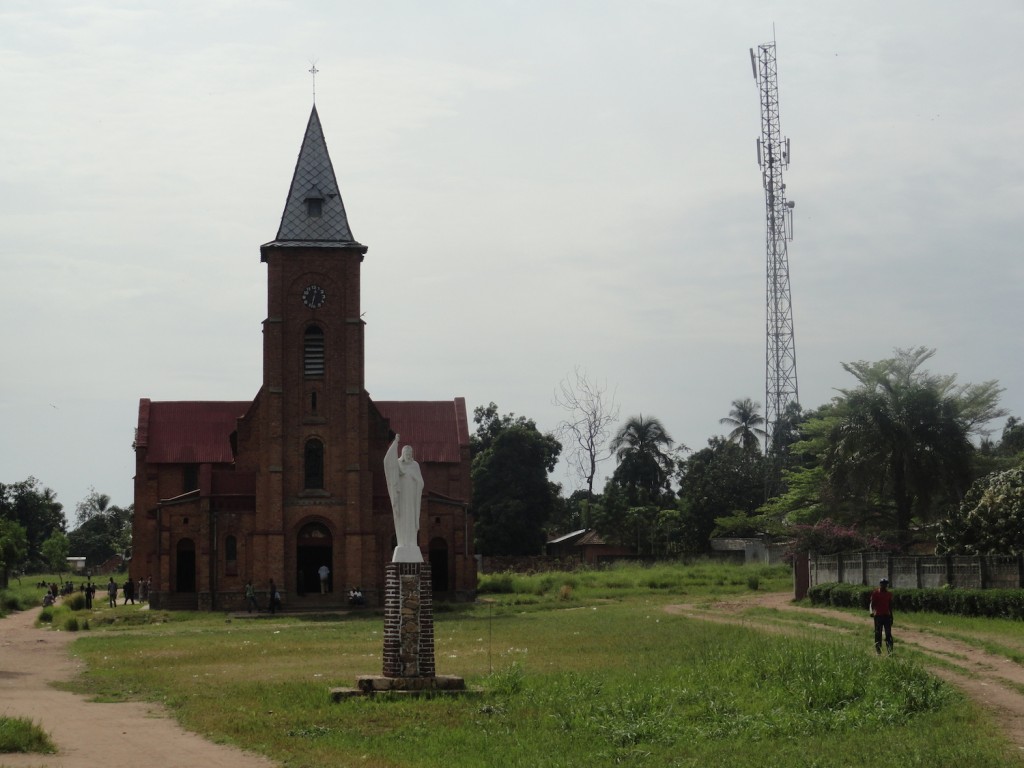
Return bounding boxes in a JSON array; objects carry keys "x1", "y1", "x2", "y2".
[{"x1": 309, "y1": 62, "x2": 319, "y2": 103}]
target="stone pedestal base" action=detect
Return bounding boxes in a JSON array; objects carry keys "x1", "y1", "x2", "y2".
[
  {"x1": 383, "y1": 562, "x2": 434, "y2": 678},
  {"x1": 333, "y1": 562, "x2": 467, "y2": 701},
  {"x1": 330, "y1": 675, "x2": 469, "y2": 701}
]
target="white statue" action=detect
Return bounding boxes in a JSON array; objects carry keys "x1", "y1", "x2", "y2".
[{"x1": 383, "y1": 434, "x2": 424, "y2": 563}]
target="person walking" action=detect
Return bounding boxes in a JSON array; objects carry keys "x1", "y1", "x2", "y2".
[
  {"x1": 244, "y1": 581, "x2": 259, "y2": 613},
  {"x1": 869, "y1": 577, "x2": 894, "y2": 655},
  {"x1": 107, "y1": 577, "x2": 118, "y2": 608},
  {"x1": 318, "y1": 564, "x2": 330, "y2": 594}
]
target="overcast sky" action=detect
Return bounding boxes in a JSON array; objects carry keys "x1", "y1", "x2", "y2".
[{"x1": 2, "y1": 1, "x2": 1022, "y2": 521}]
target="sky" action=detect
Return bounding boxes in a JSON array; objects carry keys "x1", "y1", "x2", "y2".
[{"x1": 1, "y1": 1, "x2": 1022, "y2": 522}]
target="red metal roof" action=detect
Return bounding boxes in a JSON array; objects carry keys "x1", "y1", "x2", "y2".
[
  {"x1": 375, "y1": 398, "x2": 469, "y2": 464},
  {"x1": 137, "y1": 397, "x2": 469, "y2": 466},
  {"x1": 138, "y1": 399, "x2": 249, "y2": 464}
]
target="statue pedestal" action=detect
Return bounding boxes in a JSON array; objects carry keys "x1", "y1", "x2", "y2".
[
  {"x1": 333, "y1": 562, "x2": 467, "y2": 700},
  {"x1": 382, "y1": 562, "x2": 434, "y2": 678}
]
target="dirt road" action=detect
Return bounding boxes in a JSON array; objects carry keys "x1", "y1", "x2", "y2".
[
  {"x1": 667, "y1": 591, "x2": 1024, "y2": 752},
  {"x1": 0, "y1": 606, "x2": 277, "y2": 768}
]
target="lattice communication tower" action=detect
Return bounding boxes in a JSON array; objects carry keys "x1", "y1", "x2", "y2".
[{"x1": 751, "y1": 40, "x2": 798, "y2": 487}]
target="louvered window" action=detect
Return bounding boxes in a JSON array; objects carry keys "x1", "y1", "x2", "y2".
[{"x1": 304, "y1": 326, "x2": 324, "y2": 377}]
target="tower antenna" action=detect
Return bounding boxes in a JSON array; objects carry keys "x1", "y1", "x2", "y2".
[{"x1": 751, "y1": 39, "x2": 799, "y2": 496}]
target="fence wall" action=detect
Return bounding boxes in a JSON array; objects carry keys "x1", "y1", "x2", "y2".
[{"x1": 810, "y1": 553, "x2": 1024, "y2": 590}]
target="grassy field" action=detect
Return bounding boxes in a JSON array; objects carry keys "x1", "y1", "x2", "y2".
[{"x1": 5, "y1": 563, "x2": 1024, "y2": 767}]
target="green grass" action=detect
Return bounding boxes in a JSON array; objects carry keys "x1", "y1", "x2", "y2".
[
  {"x1": 0, "y1": 716, "x2": 56, "y2": 754},
  {"x1": 42, "y1": 562, "x2": 1019, "y2": 767},
  {"x1": 477, "y1": 560, "x2": 793, "y2": 603}
]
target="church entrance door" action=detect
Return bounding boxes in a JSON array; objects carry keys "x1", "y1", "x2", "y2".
[
  {"x1": 429, "y1": 538, "x2": 449, "y2": 592},
  {"x1": 296, "y1": 522, "x2": 333, "y2": 595},
  {"x1": 176, "y1": 538, "x2": 196, "y2": 593}
]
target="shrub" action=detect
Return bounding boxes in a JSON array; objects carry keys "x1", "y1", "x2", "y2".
[
  {"x1": 63, "y1": 617, "x2": 80, "y2": 632},
  {"x1": 0, "y1": 716, "x2": 56, "y2": 754},
  {"x1": 479, "y1": 572, "x2": 516, "y2": 594},
  {"x1": 789, "y1": 518, "x2": 892, "y2": 555},
  {"x1": 38, "y1": 608, "x2": 53, "y2": 623},
  {"x1": 66, "y1": 593, "x2": 86, "y2": 611},
  {"x1": 937, "y1": 467, "x2": 1024, "y2": 555},
  {"x1": 810, "y1": 582, "x2": 1024, "y2": 619}
]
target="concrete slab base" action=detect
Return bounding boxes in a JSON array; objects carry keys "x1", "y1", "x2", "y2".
[{"x1": 330, "y1": 675, "x2": 474, "y2": 701}]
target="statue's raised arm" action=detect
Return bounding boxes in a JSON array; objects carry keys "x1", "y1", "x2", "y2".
[{"x1": 383, "y1": 434, "x2": 424, "y2": 563}]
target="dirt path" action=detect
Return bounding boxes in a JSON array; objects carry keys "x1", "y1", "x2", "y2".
[
  {"x1": 0, "y1": 607, "x2": 277, "y2": 768},
  {"x1": 667, "y1": 592, "x2": 1024, "y2": 751}
]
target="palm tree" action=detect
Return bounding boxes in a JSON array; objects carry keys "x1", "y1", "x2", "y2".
[
  {"x1": 823, "y1": 347, "x2": 1004, "y2": 545},
  {"x1": 609, "y1": 415, "x2": 677, "y2": 506},
  {"x1": 719, "y1": 398, "x2": 767, "y2": 453}
]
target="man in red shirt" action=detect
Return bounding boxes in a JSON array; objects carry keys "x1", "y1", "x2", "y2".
[{"x1": 869, "y1": 577, "x2": 894, "y2": 655}]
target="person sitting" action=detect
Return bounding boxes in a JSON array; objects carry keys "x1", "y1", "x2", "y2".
[
  {"x1": 348, "y1": 587, "x2": 365, "y2": 606},
  {"x1": 42, "y1": 592, "x2": 55, "y2": 607}
]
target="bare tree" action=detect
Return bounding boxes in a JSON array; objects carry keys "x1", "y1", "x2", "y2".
[{"x1": 553, "y1": 367, "x2": 620, "y2": 502}]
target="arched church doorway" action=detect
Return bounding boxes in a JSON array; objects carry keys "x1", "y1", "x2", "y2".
[
  {"x1": 176, "y1": 538, "x2": 196, "y2": 593},
  {"x1": 296, "y1": 522, "x2": 333, "y2": 595},
  {"x1": 429, "y1": 538, "x2": 449, "y2": 593}
]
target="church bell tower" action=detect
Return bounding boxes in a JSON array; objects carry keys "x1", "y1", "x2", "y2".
[{"x1": 253, "y1": 105, "x2": 375, "y2": 596}]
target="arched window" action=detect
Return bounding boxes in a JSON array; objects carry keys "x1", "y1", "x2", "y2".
[
  {"x1": 304, "y1": 438, "x2": 324, "y2": 490},
  {"x1": 304, "y1": 326, "x2": 324, "y2": 377}
]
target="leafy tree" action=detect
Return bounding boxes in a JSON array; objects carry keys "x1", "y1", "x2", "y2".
[
  {"x1": 936, "y1": 468, "x2": 1024, "y2": 555},
  {"x1": 549, "y1": 489, "x2": 600, "y2": 534},
  {"x1": 817, "y1": 347, "x2": 1004, "y2": 547},
  {"x1": 67, "y1": 500, "x2": 133, "y2": 568},
  {"x1": 553, "y1": 367, "x2": 619, "y2": 502},
  {"x1": 607, "y1": 415, "x2": 680, "y2": 507},
  {"x1": 676, "y1": 437, "x2": 765, "y2": 550},
  {"x1": 0, "y1": 518, "x2": 29, "y2": 586},
  {"x1": 719, "y1": 398, "x2": 767, "y2": 453},
  {"x1": 756, "y1": 465, "x2": 830, "y2": 527},
  {"x1": 470, "y1": 404, "x2": 562, "y2": 555},
  {"x1": 997, "y1": 417, "x2": 1024, "y2": 458},
  {"x1": 74, "y1": 488, "x2": 111, "y2": 528},
  {"x1": 0, "y1": 478, "x2": 65, "y2": 570},
  {"x1": 40, "y1": 531, "x2": 70, "y2": 582},
  {"x1": 771, "y1": 400, "x2": 806, "y2": 459}
]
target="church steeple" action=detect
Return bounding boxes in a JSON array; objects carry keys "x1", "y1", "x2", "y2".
[{"x1": 261, "y1": 105, "x2": 366, "y2": 257}]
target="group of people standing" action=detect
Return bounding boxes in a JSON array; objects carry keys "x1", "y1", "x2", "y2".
[{"x1": 39, "y1": 575, "x2": 152, "y2": 609}]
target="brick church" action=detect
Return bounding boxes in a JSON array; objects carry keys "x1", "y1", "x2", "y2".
[{"x1": 131, "y1": 106, "x2": 476, "y2": 611}]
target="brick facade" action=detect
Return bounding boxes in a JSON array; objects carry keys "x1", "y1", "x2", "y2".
[{"x1": 130, "y1": 107, "x2": 475, "y2": 610}]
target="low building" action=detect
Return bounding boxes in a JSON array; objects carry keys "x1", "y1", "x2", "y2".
[{"x1": 546, "y1": 529, "x2": 637, "y2": 565}]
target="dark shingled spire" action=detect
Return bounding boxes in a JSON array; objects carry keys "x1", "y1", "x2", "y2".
[{"x1": 262, "y1": 105, "x2": 366, "y2": 253}]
